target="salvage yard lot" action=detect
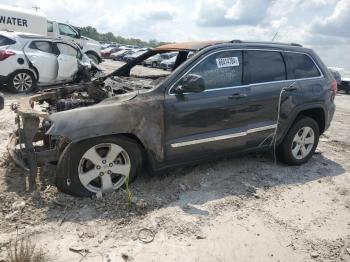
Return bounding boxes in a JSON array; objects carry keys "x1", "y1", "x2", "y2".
[{"x1": 0, "y1": 60, "x2": 349, "y2": 261}]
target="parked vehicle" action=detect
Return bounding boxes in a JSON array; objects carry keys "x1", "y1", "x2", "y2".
[
  {"x1": 0, "y1": 31, "x2": 99, "y2": 93},
  {"x1": 328, "y1": 68, "x2": 341, "y2": 85},
  {"x1": 8, "y1": 40, "x2": 336, "y2": 197},
  {"x1": 123, "y1": 50, "x2": 147, "y2": 63},
  {"x1": 0, "y1": 92, "x2": 4, "y2": 110},
  {"x1": 0, "y1": 4, "x2": 102, "y2": 63},
  {"x1": 160, "y1": 55, "x2": 177, "y2": 70},
  {"x1": 143, "y1": 52, "x2": 177, "y2": 68},
  {"x1": 333, "y1": 68, "x2": 350, "y2": 93},
  {"x1": 110, "y1": 49, "x2": 134, "y2": 61},
  {"x1": 101, "y1": 47, "x2": 119, "y2": 58}
]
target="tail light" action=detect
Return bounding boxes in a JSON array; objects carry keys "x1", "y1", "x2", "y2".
[
  {"x1": 330, "y1": 79, "x2": 337, "y2": 96},
  {"x1": 0, "y1": 50, "x2": 16, "y2": 61}
]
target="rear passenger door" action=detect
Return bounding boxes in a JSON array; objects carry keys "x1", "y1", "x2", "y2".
[
  {"x1": 283, "y1": 52, "x2": 323, "y2": 103},
  {"x1": 165, "y1": 49, "x2": 251, "y2": 163},
  {"x1": 243, "y1": 50, "x2": 301, "y2": 148},
  {"x1": 24, "y1": 41, "x2": 58, "y2": 83}
]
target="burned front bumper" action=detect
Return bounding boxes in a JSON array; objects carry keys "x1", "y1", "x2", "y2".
[{"x1": 7, "y1": 92, "x2": 61, "y2": 175}]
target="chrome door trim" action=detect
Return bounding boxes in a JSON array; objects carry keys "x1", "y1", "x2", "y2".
[{"x1": 170, "y1": 124, "x2": 277, "y2": 148}]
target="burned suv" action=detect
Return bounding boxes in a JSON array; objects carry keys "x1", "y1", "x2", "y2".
[{"x1": 8, "y1": 40, "x2": 336, "y2": 197}]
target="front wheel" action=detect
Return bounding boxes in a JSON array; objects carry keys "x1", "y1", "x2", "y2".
[
  {"x1": 55, "y1": 136, "x2": 143, "y2": 197},
  {"x1": 277, "y1": 116, "x2": 319, "y2": 165},
  {"x1": 87, "y1": 53, "x2": 100, "y2": 64}
]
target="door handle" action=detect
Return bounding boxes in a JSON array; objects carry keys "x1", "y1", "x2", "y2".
[
  {"x1": 228, "y1": 93, "x2": 247, "y2": 99},
  {"x1": 284, "y1": 86, "x2": 297, "y2": 91}
]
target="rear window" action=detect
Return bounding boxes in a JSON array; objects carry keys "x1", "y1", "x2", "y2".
[
  {"x1": 284, "y1": 52, "x2": 321, "y2": 79},
  {"x1": 0, "y1": 35, "x2": 16, "y2": 46},
  {"x1": 29, "y1": 41, "x2": 54, "y2": 54},
  {"x1": 245, "y1": 50, "x2": 286, "y2": 84}
]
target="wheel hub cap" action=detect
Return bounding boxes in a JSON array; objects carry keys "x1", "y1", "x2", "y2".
[
  {"x1": 13, "y1": 73, "x2": 32, "y2": 92},
  {"x1": 291, "y1": 126, "x2": 315, "y2": 160},
  {"x1": 78, "y1": 143, "x2": 131, "y2": 194}
]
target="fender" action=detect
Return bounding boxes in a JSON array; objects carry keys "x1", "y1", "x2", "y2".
[
  {"x1": 85, "y1": 50, "x2": 102, "y2": 63},
  {"x1": 46, "y1": 92, "x2": 165, "y2": 162},
  {"x1": 277, "y1": 102, "x2": 327, "y2": 143}
]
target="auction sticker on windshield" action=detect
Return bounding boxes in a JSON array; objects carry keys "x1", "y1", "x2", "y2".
[{"x1": 216, "y1": 57, "x2": 239, "y2": 68}]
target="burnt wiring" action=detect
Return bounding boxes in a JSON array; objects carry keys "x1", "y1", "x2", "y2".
[{"x1": 272, "y1": 81, "x2": 297, "y2": 164}]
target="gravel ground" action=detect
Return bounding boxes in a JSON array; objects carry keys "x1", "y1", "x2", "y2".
[{"x1": 0, "y1": 61, "x2": 349, "y2": 262}]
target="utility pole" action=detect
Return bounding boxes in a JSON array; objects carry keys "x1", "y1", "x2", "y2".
[
  {"x1": 32, "y1": 6, "x2": 40, "y2": 11},
  {"x1": 272, "y1": 32, "x2": 278, "y2": 42}
]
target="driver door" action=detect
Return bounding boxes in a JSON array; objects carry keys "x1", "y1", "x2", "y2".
[
  {"x1": 55, "y1": 42, "x2": 79, "y2": 82},
  {"x1": 164, "y1": 49, "x2": 251, "y2": 164}
]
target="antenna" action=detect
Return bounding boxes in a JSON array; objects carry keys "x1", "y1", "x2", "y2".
[
  {"x1": 272, "y1": 32, "x2": 278, "y2": 42},
  {"x1": 32, "y1": 6, "x2": 40, "y2": 11}
]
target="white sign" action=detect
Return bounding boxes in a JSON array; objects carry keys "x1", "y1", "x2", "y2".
[{"x1": 216, "y1": 57, "x2": 239, "y2": 68}]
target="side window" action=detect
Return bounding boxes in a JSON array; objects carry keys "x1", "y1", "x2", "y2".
[
  {"x1": 56, "y1": 43, "x2": 78, "y2": 57},
  {"x1": 58, "y1": 23, "x2": 78, "y2": 38},
  {"x1": 47, "y1": 21, "x2": 53, "y2": 33},
  {"x1": 0, "y1": 35, "x2": 16, "y2": 46},
  {"x1": 29, "y1": 41, "x2": 53, "y2": 54},
  {"x1": 284, "y1": 52, "x2": 321, "y2": 79},
  {"x1": 186, "y1": 50, "x2": 243, "y2": 90},
  {"x1": 245, "y1": 50, "x2": 286, "y2": 84}
]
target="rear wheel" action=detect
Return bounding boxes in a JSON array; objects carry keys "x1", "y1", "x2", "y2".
[
  {"x1": 7, "y1": 70, "x2": 36, "y2": 93},
  {"x1": 277, "y1": 116, "x2": 319, "y2": 165},
  {"x1": 152, "y1": 61, "x2": 157, "y2": 68},
  {"x1": 55, "y1": 136, "x2": 143, "y2": 197}
]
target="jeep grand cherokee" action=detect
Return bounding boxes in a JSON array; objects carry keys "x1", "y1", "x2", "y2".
[{"x1": 8, "y1": 40, "x2": 336, "y2": 197}]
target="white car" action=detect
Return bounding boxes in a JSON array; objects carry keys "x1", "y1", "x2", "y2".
[{"x1": 0, "y1": 31, "x2": 91, "y2": 93}]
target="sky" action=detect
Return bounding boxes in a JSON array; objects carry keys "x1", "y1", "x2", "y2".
[{"x1": 1, "y1": 0, "x2": 350, "y2": 69}]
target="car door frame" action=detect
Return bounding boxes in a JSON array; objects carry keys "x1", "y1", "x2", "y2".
[
  {"x1": 163, "y1": 47, "x2": 250, "y2": 164},
  {"x1": 54, "y1": 41, "x2": 80, "y2": 82},
  {"x1": 23, "y1": 40, "x2": 58, "y2": 84}
]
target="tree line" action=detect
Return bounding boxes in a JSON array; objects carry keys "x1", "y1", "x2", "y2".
[{"x1": 78, "y1": 26, "x2": 170, "y2": 47}]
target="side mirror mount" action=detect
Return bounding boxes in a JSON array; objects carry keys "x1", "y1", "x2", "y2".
[{"x1": 174, "y1": 74, "x2": 205, "y2": 95}]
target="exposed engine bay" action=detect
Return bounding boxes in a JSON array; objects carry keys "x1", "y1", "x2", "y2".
[{"x1": 34, "y1": 76, "x2": 165, "y2": 113}]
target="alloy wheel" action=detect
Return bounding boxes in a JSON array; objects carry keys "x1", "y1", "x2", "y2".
[
  {"x1": 291, "y1": 126, "x2": 315, "y2": 160},
  {"x1": 78, "y1": 143, "x2": 131, "y2": 193},
  {"x1": 12, "y1": 72, "x2": 33, "y2": 92}
]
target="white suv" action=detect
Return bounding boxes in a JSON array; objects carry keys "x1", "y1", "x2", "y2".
[{"x1": 0, "y1": 31, "x2": 90, "y2": 93}]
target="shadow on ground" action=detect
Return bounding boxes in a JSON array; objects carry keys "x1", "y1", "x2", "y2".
[{"x1": 0, "y1": 146, "x2": 346, "y2": 229}]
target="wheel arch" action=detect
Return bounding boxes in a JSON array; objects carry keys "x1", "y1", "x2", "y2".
[
  {"x1": 59, "y1": 132, "x2": 154, "y2": 171},
  {"x1": 281, "y1": 104, "x2": 326, "y2": 143},
  {"x1": 85, "y1": 51, "x2": 101, "y2": 63}
]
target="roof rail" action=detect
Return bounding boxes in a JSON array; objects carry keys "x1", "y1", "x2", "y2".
[
  {"x1": 229, "y1": 40, "x2": 303, "y2": 47},
  {"x1": 230, "y1": 40, "x2": 242, "y2": 43}
]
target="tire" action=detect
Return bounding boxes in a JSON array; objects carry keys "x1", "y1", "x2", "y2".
[
  {"x1": 87, "y1": 53, "x2": 100, "y2": 64},
  {"x1": 0, "y1": 93, "x2": 4, "y2": 110},
  {"x1": 152, "y1": 62, "x2": 157, "y2": 68},
  {"x1": 55, "y1": 135, "x2": 143, "y2": 197},
  {"x1": 277, "y1": 116, "x2": 319, "y2": 165},
  {"x1": 7, "y1": 70, "x2": 36, "y2": 93}
]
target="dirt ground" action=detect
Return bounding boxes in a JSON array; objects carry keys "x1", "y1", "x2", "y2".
[{"x1": 0, "y1": 61, "x2": 349, "y2": 262}]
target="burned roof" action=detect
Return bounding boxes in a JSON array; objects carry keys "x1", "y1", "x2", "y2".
[{"x1": 154, "y1": 40, "x2": 225, "y2": 51}]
